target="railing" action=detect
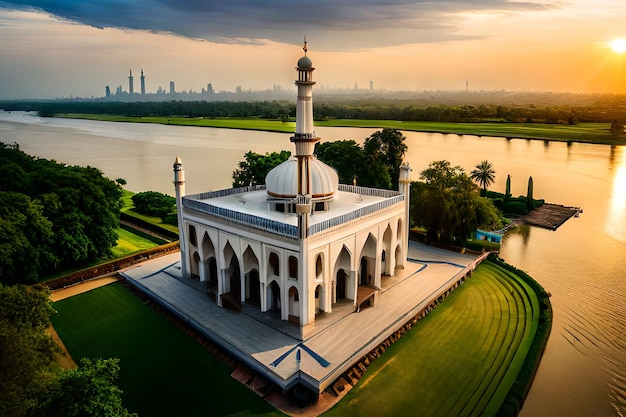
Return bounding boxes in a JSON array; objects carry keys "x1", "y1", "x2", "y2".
[
  {"x1": 183, "y1": 185, "x2": 404, "y2": 238},
  {"x1": 186, "y1": 185, "x2": 267, "y2": 201},
  {"x1": 182, "y1": 197, "x2": 299, "y2": 239},
  {"x1": 338, "y1": 184, "x2": 402, "y2": 198},
  {"x1": 307, "y1": 195, "x2": 404, "y2": 236}
]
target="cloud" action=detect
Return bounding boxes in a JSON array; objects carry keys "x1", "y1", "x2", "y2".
[{"x1": 0, "y1": 0, "x2": 560, "y2": 49}]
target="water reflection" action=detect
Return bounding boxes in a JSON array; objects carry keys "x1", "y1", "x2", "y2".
[{"x1": 606, "y1": 146, "x2": 626, "y2": 242}]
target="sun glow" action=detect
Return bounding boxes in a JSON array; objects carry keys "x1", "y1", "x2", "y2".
[{"x1": 610, "y1": 38, "x2": 626, "y2": 54}]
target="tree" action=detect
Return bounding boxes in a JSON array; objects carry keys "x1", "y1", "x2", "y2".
[
  {"x1": 0, "y1": 143, "x2": 122, "y2": 282},
  {"x1": 131, "y1": 191, "x2": 175, "y2": 218},
  {"x1": 0, "y1": 192, "x2": 57, "y2": 283},
  {"x1": 469, "y1": 160, "x2": 496, "y2": 196},
  {"x1": 315, "y1": 140, "x2": 364, "y2": 185},
  {"x1": 412, "y1": 160, "x2": 501, "y2": 245},
  {"x1": 505, "y1": 174, "x2": 511, "y2": 200},
  {"x1": 0, "y1": 284, "x2": 58, "y2": 417},
  {"x1": 232, "y1": 150, "x2": 291, "y2": 187},
  {"x1": 362, "y1": 128, "x2": 407, "y2": 189},
  {"x1": 33, "y1": 358, "x2": 136, "y2": 417},
  {"x1": 526, "y1": 176, "x2": 534, "y2": 213}
]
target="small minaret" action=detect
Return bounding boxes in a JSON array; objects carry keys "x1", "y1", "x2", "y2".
[
  {"x1": 398, "y1": 162, "x2": 412, "y2": 268},
  {"x1": 140, "y1": 69, "x2": 146, "y2": 95},
  {"x1": 128, "y1": 69, "x2": 134, "y2": 95},
  {"x1": 173, "y1": 156, "x2": 189, "y2": 279},
  {"x1": 291, "y1": 39, "x2": 320, "y2": 196}
]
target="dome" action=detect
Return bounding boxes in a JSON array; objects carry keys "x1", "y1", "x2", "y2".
[
  {"x1": 265, "y1": 157, "x2": 338, "y2": 199},
  {"x1": 297, "y1": 55, "x2": 313, "y2": 69}
]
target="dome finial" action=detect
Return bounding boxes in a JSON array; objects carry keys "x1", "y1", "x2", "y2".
[{"x1": 303, "y1": 36, "x2": 308, "y2": 55}]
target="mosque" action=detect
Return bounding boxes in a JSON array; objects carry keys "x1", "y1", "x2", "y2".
[{"x1": 173, "y1": 41, "x2": 411, "y2": 340}]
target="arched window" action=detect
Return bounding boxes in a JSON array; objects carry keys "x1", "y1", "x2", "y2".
[
  {"x1": 188, "y1": 225, "x2": 197, "y2": 247},
  {"x1": 315, "y1": 254, "x2": 323, "y2": 278},
  {"x1": 269, "y1": 252, "x2": 279, "y2": 276},
  {"x1": 288, "y1": 256, "x2": 298, "y2": 279}
]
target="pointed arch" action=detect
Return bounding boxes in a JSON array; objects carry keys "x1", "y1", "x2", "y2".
[
  {"x1": 314, "y1": 284, "x2": 324, "y2": 315},
  {"x1": 201, "y1": 232, "x2": 217, "y2": 293},
  {"x1": 359, "y1": 233, "x2": 377, "y2": 286},
  {"x1": 333, "y1": 246, "x2": 352, "y2": 302},
  {"x1": 382, "y1": 224, "x2": 393, "y2": 276},
  {"x1": 243, "y1": 246, "x2": 260, "y2": 306},
  {"x1": 190, "y1": 251, "x2": 200, "y2": 278},
  {"x1": 267, "y1": 280, "x2": 281, "y2": 312},
  {"x1": 288, "y1": 286, "x2": 300, "y2": 324},
  {"x1": 222, "y1": 241, "x2": 241, "y2": 310}
]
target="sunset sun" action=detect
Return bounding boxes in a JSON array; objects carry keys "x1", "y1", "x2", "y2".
[{"x1": 610, "y1": 38, "x2": 626, "y2": 54}]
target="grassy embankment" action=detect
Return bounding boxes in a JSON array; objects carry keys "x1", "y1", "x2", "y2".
[
  {"x1": 56, "y1": 113, "x2": 624, "y2": 145},
  {"x1": 51, "y1": 260, "x2": 547, "y2": 417}
]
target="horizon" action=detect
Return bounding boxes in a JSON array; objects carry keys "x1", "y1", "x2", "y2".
[{"x1": 0, "y1": 1, "x2": 625, "y2": 99}]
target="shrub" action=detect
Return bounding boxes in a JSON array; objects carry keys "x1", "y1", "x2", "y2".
[{"x1": 130, "y1": 191, "x2": 175, "y2": 219}]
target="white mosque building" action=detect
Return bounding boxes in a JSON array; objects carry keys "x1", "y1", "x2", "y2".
[{"x1": 173, "y1": 42, "x2": 411, "y2": 340}]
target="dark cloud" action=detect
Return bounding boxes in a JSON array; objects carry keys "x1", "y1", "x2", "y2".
[{"x1": 0, "y1": 0, "x2": 560, "y2": 48}]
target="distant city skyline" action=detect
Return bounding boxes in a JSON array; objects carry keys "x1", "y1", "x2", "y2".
[{"x1": 0, "y1": 1, "x2": 625, "y2": 100}]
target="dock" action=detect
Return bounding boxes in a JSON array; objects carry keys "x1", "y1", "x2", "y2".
[{"x1": 522, "y1": 203, "x2": 581, "y2": 230}]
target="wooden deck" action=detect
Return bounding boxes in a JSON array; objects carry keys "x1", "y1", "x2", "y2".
[{"x1": 523, "y1": 203, "x2": 581, "y2": 230}]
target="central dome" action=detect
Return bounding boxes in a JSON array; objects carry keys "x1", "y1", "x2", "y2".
[{"x1": 266, "y1": 157, "x2": 338, "y2": 199}]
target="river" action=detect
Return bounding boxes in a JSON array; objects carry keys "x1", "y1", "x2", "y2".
[{"x1": 1, "y1": 111, "x2": 624, "y2": 417}]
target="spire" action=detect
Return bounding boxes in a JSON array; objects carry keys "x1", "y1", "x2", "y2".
[{"x1": 303, "y1": 37, "x2": 308, "y2": 55}]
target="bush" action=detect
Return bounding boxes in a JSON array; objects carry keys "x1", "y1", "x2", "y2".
[
  {"x1": 161, "y1": 213, "x2": 178, "y2": 226},
  {"x1": 131, "y1": 191, "x2": 175, "y2": 219}
]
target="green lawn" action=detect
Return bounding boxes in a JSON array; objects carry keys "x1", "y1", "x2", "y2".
[
  {"x1": 56, "y1": 113, "x2": 623, "y2": 144},
  {"x1": 50, "y1": 284, "x2": 281, "y2": 417},
  {"x1": 50, "y1": 261, "x2": 539, "y2": 417},
  {"x1": 110, "y1": 227, "x2": 161, "y2": 258},
  {"x1": 323, "y1": 261, "x2": 538, "y2": 417}
]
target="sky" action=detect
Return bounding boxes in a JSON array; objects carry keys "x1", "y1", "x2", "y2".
[{"x1": 0, "y1": 0, "x2": 625, "y2": 99}]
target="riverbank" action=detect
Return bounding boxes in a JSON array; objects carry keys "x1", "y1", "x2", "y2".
[{"x1": 54, "y1": 114, "x2": 626, "y2": 145}]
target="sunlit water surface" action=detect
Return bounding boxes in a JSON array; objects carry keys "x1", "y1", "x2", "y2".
[{"x1": 1, "y1": 111, "x2": 624, "y2": 417}]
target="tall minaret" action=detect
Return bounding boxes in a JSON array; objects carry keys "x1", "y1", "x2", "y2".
[
  {"x1": 128, "y1": 69, "x2": 134, "y2": 94},
  {"x1": 173, "y1": 156, "x2": 189, "y2": 279},
  {"x1": 140, "y1": 69, "x2": 146, "y2": 95},
  {"x1": 290, "y1": 39, "x2": 320, "y2": 196}
]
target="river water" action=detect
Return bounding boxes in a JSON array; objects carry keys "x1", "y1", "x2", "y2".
[{"x1": 1, "y1": 111, "x2": 624, "y2": 417}]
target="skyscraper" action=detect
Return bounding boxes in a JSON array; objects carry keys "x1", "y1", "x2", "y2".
[
  {"x1": 140, "y1": 69, "x2": 146, "y2": 95},
  {"x1": 128, "y1": 69, "x2": 134, "y2": 94},
  {"x1": 169, "y1": 81, "x2": 175, "y2": 94}
]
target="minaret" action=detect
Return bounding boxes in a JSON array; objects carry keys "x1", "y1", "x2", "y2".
[
  {"x1": 290, "y1": 39, "x2": 320, "y2": 196},
  {"x1": 128, "y1": 69, "x2": 134, "y2": 94},
  {"x1": 140, "y1": 69, "x2": 146, "y2": 95},
  {"x1": 173, "y1": 156, "x2": 189, "y2": 279},
  {"x1": 398, "y1": 162, "x2": 412, "y2": 268}
]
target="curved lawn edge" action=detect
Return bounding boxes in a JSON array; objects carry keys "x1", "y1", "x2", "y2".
[{"x1": 488, "y1": 253, "x2": 553, "y2": 417}]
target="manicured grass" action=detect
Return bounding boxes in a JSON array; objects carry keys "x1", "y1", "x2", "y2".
[
  {"x1": 50, "y1": 283, "x2": 282, "y2": 417},
  {"x1": 56, "y1": 114, "x2": 623, "y2": 144},
  {"x1": 110, "y1": 227, "x2": 160, "y2": 258},
  {"x1": 323, "y1": 261, "x2": 539, "y2": 417}
]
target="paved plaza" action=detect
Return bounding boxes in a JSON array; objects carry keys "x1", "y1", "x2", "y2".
[{"x1": 121, "y1": 241, "x2": 480, "y2": 394}]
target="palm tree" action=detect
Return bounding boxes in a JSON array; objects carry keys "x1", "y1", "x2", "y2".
[{"x1": 470, "y1": 160, "x2": 496, "y2": 196}]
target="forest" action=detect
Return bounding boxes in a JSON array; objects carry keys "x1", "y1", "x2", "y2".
[
  {"x1": 2, "y1": 91, "x2": 625, "y2": 124},
  {"x1": 0, "y1": 143, "x2": 122, "y2": 284}
]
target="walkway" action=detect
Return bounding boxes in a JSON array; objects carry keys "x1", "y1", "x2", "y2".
[{"x1": 121, "y1": 241, "x2": 480, "y2": 394}]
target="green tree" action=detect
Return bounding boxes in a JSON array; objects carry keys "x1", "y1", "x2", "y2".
[
  {"x1": 0, "y1": 284, "x2": 58, "y2": 417},
  {"x1": 0, "y1": 192, "x2": 57, "y2": 284},
  {"x1": 34, "y1": 358, "x2": 136, "y2": 417},
  {"x1": 526, "y1": 176, "x2": 534, "y2": 213},
  {"x1": 362, "y1": 128, "x2": 407, "y2": 189},
  {"x1": 232, "y1": 150, "x2": 291, "y2": 187},
  {"x1": 315, "y1": 140, "x2": 364, "y2": 185},
  {"x1": 469, "y1": 160, "x2": 496, "y2": 196},
  {"x1": 131, "y1": 191, "x2": 176, "y2": 218},
  {"x1": 0, "y1": 143, "x2": 122, "y2": 281},
  {"x1": 412, "y1": 160, "x2": 501, "y2": 245}
]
